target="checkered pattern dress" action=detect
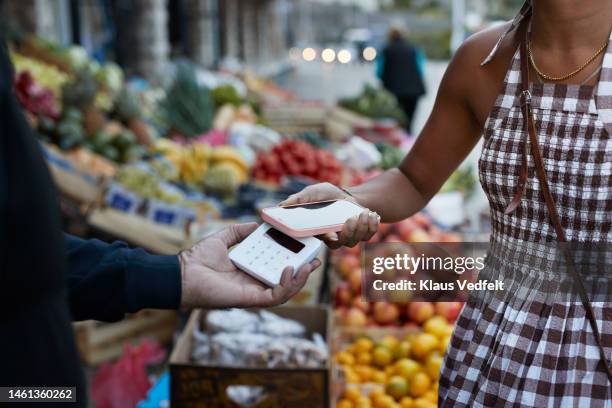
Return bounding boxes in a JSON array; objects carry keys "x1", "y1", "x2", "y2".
[{"x1": 438, "y1": 10, "x2": 612, "y2": 408}]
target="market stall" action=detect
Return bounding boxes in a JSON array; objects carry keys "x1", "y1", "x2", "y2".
[{"x1": 8, "y1": 32, "x2": 480, "y2": 408}]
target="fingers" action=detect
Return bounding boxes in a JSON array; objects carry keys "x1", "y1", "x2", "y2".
[
  {"x1": 215, "y1": 222, "x2": 259, "y2": 247},
  {"x1": 324, "y1": 210, "x2": 380, "y2": 249},
  {"x1": 268, "y1": 260, "x2": 320, "y2": 306}
]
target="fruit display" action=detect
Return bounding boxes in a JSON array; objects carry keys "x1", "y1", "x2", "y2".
[
  {"x1": 335, "y1": 324, "x2": 452, "y2": 408},
  {"x1": 14, "y1": 71, "x2": 60, "y2": 121},
  {"x1": 114, "y1": 165, "x2": 185, "y2": 204},
  {"x1": 339, "y1": 85, "x2": 406, "y2": 126},
  {"x1": 112, "y1": 87, "x2": 154, "y2": 146},
  {"x1": 252, "y1": 139, "x2": 343, "y2": 185},
  {"x1": 10, "y1": 52, "x2": 70, "y2": 101},
  {"x1": 152, "y1": 139, "x2": 249, "y2": 196},
  {"x1": 333, "y1": 212, "x2": 463, "y2": 328},
  {"x1": 161, "y1": 63, "x2": 214, "y2": 138}
]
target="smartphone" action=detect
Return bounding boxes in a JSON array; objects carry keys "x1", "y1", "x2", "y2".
[{"x1": 261, "y1": 199, "x2": 367, "y2": 238}]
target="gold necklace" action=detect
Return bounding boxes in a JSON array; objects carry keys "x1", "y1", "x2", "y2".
[{"x1": 528, "y1": 37, "x2": 609, "y2": 81}]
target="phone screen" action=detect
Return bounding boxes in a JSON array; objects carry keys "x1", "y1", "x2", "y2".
[
  {"x1": 265, "y1": 200, "x2": 364, "y2": 231},
  {"x1": 265, "y1": 227, "x2": 305, "y2": 253}
]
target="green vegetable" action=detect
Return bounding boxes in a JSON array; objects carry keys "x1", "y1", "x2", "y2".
[
  {"x1": 375, "y1": 142, "x2": 404, "y2": 170},
  {"x1": 339, "y1": 84, "x2": 406, "y2": 125},
  {"x1": 211, "y1": 84, "x2": 242, "y2": 108},
  {"x1": 161, "y1": 63, "x2": 214, "y2": 138},
  {"x1": 440, "y1": 166, "x2": 476, "y2": 196}
]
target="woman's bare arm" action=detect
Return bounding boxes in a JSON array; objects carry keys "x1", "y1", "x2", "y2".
[
  {"x1": 282, "y1": 24, "x2": 512, "y2": 245},
  {"x1": 348, "y1": 34, "x2": 494, "y2": 222}
]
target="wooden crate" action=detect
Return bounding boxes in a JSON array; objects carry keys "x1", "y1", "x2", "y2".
[
  {"x1": 87, "y1": 208, "x2": 191, "y2": 255},
  {"x1": 74, "y1": 310, "x2": 178, "y2": 366},
  {"x1": 170, "y1": 306, "x2": 332, "y2": 408}
]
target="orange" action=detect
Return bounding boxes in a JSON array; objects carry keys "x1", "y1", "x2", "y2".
[
  {"x1": 423, "y1": 390, "x2": 438, "y2": 404},
  {"x1": 373, "y1": 346, "x2": 393, "y2": 367},
  {"x1": 409, "y1": 372, "x2": 431, "y2": 398},
  {"x1": 345, "y1": 368, "x2": 361, "y2": 384},
  {"x1": 373, "y1": 394, "x2": 395, "y2": 408},
  {"x1": 395, "y1": 358, "x2": 421, "y2": 381},
  {"x1": 355, "y1": 396, "x2": 372, "y2": 408},
  {"x1": 355, "y1": 337, "x2": 375, "y2": 353},
  {"x1": 425, "y1": 353, "x2": 443, "y2": 380},
  {"x1": 337, "y1": 351, "x2": 356, "y2": 365},
  {"x1": 413, "y1": 398, "x2": 437, "y2": 408},
  {"x1": 372, "y1": 370, "x2": 387, "y2": 383},
  {"x1": 385, "y1": 375, "x2": 409, "y2": 399},
  {"x1": 369, "y1": 386, "x2": 385, "y2": 400},
  {"x1": 399, "y1": 396, "x2": 415, "y2": 408},
  {"x1": 345, "y1": 385, "x2": 361, "y2": 401},
  {"x1": 379, "y1": 335, "x2": 400, "y2": 353},
  {"x1": 439, "y1": 335, "x2": 451, "y2": 353},
  {"x1": 384, "y1": 365, "x2": 396, "y2": 378},
  {"x1": 423, "y1": 316, "x2": 449, "y2": 339},
  {"x1": 395, "y1": 341, "x2": 411, "y2": 359},
  {"x1": 357, "y1": 351, "x2": 373, "y2": 365},
  {"x1": 355, "y1": 365, "x2": 373, "y2": 382},
  {"x1": 337, "y1": 399, "x2": 354, "y2": 408},
  {"x1": 410, "y1": 333, "x2": 439, "y2": 360}
]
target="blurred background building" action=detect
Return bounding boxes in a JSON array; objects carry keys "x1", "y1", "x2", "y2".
[{"x1": 1, "y1": 0, "x2": 522, "y2": 83}]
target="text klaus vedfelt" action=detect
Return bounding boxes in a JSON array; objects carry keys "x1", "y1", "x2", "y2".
[{"x1": 370, "y1": 254, "x2": 505, "y2": 292}]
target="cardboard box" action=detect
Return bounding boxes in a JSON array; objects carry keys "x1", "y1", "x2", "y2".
[{"x1": 170, "y1": 306, "x2": 332, "y2": 408}]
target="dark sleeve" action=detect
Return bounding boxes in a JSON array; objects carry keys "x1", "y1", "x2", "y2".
[{"x1": 65, "y1": 234, "x2": 182, "y2": 321}]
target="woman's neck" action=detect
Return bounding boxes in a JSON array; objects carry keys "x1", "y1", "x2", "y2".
[{"x1": 531, "y1": 0, "x2": 612, "y2": 51}]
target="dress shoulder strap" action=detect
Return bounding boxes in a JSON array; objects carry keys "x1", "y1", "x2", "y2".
[{"x1": 481, "y1": 0, "x2": 532, "y2": 66}]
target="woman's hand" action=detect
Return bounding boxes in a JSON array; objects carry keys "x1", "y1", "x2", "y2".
[
  {"x1": 179, "y1": 223, "x2": 321, "y2": 309},
  {"x1": 280, "y1": 182, "x2": 380, "y2": 249}
]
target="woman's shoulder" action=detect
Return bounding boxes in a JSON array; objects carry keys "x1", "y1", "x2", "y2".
[
  {"x1": 443, "y1": 22, "x2": 519, "y2": 125},
  {"x1": 454, "y1": 22, "x2": 517, "y2": 71}
]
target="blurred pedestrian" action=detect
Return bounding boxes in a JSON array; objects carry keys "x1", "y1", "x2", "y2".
[{"x1": 379, "y1": 26, "x2": 426, "y2": 133}]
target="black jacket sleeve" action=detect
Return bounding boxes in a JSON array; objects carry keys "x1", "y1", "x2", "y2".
[{"x1": 65, "y1": 234, "x2": 182, "y2": 321}]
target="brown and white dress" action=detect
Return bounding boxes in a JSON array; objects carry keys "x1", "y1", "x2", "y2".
[{"x1": 439, "y1": 3, "x2": 612, "y2": 407}]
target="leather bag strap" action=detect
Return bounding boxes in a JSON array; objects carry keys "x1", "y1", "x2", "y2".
[{"x1": 513, "y1": 16, "x2": 612, "y2": 383}]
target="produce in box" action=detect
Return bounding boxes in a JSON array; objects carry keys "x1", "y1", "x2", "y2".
[
  {"x1": 252, "y1": 139, "x2": 343, "y2": 185},
  {"x1": 152, "y1": 139, "x2": 249, "y2": 196},
  {"x1": 10, "y1": 52, "x2": 70, "y2": 101},
  {"x1": 14, "y1": 71, "x2": 60, "y2": 120},
  {"x1": 333, "y1": 213, "x2": 463, "y2": 328},
  {"x1": 335, "y1": 325, "x2": 452, "y2": 408}
]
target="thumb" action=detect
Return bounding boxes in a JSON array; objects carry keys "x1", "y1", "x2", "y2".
[{"x1": 215, "y1": 222, "x2": 259, "y2": 247}]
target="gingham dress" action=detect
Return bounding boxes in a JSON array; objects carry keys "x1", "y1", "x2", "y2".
[{"x1": 438, "y1": 11, "x2": 612, "y2": 408}]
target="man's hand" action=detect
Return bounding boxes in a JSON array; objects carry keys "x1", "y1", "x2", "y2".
[{"x1": 179, "y1": 223, "x2": 321, "y2": 309}]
